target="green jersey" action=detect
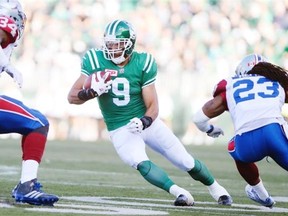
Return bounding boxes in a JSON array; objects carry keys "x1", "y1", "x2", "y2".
[{"x1": 81, "y1": 49, "x2": 157, "y2": 131}]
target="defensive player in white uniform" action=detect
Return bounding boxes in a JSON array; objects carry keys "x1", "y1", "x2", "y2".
[
  {"x1": 68, "y1": 19, "x2": 232, "y2": 206},
  {"x1": 193, "y1": 54, "x2": 288, "y2": 208},
  {"x1": 0, "y1": 0, "x2": 58, "y2": 206}
]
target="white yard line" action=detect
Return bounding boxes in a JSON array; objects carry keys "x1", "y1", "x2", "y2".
[{"x1": 2, "y1": 196, "x2": 287, "y2": 215}]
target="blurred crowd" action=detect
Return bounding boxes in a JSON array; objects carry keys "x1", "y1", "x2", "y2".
[{"x1": 1, "y1": 0, "x2": 288, "y2": 143}]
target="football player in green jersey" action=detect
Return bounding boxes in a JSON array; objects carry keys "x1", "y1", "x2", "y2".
[{"x1": 68, "y1": 19, "x2": 232, "y2": 206}]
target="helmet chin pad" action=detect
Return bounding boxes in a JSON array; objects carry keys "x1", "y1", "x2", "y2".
[{"x1": 111, "y1": 55, "x2": 126, "y2": 65}]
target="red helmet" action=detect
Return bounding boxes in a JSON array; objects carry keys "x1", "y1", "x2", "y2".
[{"x1": 0, "y1": 0, "x2": 26, "y2": 40}]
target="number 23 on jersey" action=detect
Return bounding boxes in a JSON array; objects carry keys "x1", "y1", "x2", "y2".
[{"x1": 233, "y1": 77, "x2": 279, "y2": 104}]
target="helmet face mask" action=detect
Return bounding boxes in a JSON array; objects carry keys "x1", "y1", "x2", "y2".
[
  {"x1": 0, "y1": 0, "x2": 26, "y2": 40},
  {"x1": 235, "y1": 54, "x2": 268, "y2": 76},
  {"x1": 103, "y1": 20, "x2": 136, "y2": 64}
]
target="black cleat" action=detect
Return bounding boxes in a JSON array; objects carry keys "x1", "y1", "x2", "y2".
[
  {"x1": 174, "y1": 194, "x2": 194, "y2": 206},
  {"x1": 218, "y1": 195, "x2": 233, "y2": 206}
]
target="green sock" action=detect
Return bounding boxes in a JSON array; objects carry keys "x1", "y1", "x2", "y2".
[
  {"x1": 137, "y1": 160, "x2": 174, "y2": 192},
  {"x1": 188, "y1": 159, "x2": 215, "y2": 186}
]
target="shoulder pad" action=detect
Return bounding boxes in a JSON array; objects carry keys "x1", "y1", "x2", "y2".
[{"x1": 213, "y1": 79, "x2": 227, "y2": 97}]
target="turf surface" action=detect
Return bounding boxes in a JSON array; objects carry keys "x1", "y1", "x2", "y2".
[{"x1": 0, "y1": 138, "x2": 287, "y2": 215}]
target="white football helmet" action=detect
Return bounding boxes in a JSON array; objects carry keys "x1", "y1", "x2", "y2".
[
  {"x1": 0, "y1": 0, "x2": 26, "y2": 40},
  {"x1": 235, "y1": 53, "x2": 268, "y2": 76}
]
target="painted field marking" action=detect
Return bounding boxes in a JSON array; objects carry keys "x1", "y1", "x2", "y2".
[
  {"x1": 28, "y1": 204, "x2": 168, "y2": 215},
  {"x1": 1, "y1": 196, "x2": 288, "y2": 215}
]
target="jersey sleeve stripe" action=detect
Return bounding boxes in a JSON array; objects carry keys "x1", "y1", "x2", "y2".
[
  {"x1": 87, "y1": 50, "x2": 96, "y2": 70},
  {"x1": 142, "y1": 77, "x2": 156, "y2": 88},
  {"x1": 146, "y1": 57, "x2": 154, "y2": 73},
  {"x1": 81, "y1": 69, "x2": 89, "y2": 76},
  {"x1": 87, "y1": 49, "x2": 100, "y2": 70},
  {"x1": 143, "y1": 54, "x2": 151, "y2": 72},
  {"x1": 91, "y1": 49, "x2": 100, "y2": 69},
  {"x1": 143, "y1": 54, "x2": 155, "y2": 73}
]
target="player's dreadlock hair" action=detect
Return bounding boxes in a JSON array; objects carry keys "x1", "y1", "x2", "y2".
[{"x1": 248, "y1": 62, "x2": 288, "y2": 92}]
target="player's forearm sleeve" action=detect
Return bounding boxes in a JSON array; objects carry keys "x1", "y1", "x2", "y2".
[
  {"x1": 193, "y1": 109, "x2": 211, "y2": 133},
  {"x1": 77, "y1": 89, "x2": 97, "y2": 101}
]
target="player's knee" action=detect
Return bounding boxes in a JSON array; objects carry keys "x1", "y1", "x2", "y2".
[
  {"x1": 137, "y1": 160, "x2": 151, "y2": 176},
  {"x1": 180, "y1": 154, "x2": 196, "y2": 171},
  {"x1": 33, "y1": 125, "x2": 49, "y2": 136},
  {"x1": 189, "y1": 159, "x2": 201, "y2": 173}
]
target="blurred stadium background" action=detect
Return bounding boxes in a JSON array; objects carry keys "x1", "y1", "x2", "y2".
[{"x1": 1, "y1": 0, "x2": 288, "y2": 143}]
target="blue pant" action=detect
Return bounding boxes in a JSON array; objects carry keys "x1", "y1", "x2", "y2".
[
  {"x1": 0, "y1": 95, "x2": 49, "y2": 135},
  {"x1": 228, "y1": 123, "x2": 288, "y2": 171}
]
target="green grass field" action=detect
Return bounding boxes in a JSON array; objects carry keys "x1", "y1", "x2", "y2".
[{"x1": 0, "y1": 138, "x2": 287, "y2": 216}]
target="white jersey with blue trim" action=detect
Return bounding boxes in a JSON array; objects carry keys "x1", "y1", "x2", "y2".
[{"x1": 225, "y1": 75, "x2": 286, "y2": 134}]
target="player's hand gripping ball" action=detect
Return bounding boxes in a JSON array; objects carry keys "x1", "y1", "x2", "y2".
[
  {"x1": 83, "y1": 71, "x2": 111, "y2": 89},
  {"x1": 83, "y1": 71, "x2": 112, "y2": 97}
]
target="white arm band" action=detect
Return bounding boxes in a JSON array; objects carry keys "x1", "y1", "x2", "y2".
[{"x1": 193, "y1": 108, "x2": 212, "y2": 132}]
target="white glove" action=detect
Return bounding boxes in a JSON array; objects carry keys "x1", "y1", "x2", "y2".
[
  {"x1": 127, "y1": 117, "x2": 143, "y2": 133},
  {"x1": 91, "y1": 72, "x2": 112, "y2": 96},
  {"x1": 206, "y1": 125, "x2": 224, "y2": 138},
  {"x1": 4, "y1": 64, "x2": 23, "y2": 88}
]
